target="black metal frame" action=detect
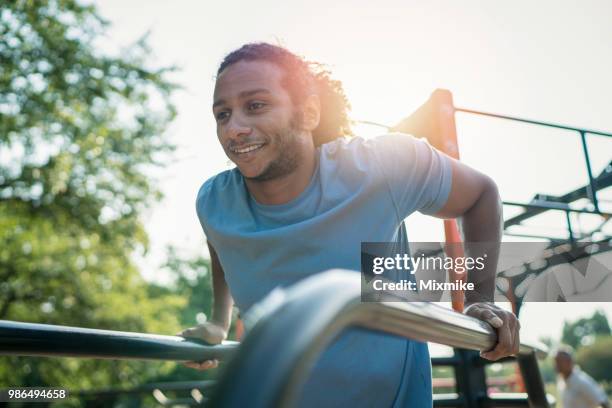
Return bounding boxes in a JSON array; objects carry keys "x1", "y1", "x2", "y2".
[
  {"x1": 359, "y1": 107, "x2": 612, "y2": 242},
  {"x1": 455, "y1": 107, "x2": 612, "y2": 242}
]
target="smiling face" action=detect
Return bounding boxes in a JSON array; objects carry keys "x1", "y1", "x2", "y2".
[{"x1": 213, "y1": 60, "x2": 312, "y2": 181}]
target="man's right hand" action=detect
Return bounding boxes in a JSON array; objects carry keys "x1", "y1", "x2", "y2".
[{"x1": 178, "y1": 322, "x2": 228, "y2": 370}]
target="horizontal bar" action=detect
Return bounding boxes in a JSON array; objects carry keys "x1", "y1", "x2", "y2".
[
  {"x1": 502, "y1": 232, "x2": 569, "y2": 242},
  {"x1": 211, "y1": 270, "x2": 548, "y2": 407},
  {"x1": 0, "y1": 320, "x2": 237, "y2": 362},
  {"x1": 503, "y1": 200, "x2": 611, "y2": 215},
  {"x1": 505, "y1": 165, "x2": 612, "y2": 228},
  {"x1": 431, "y1": 356, "x2": 460, "y2": 366},
  {"x1": 455, "y1": 107, "x2": 612, "y2": 138},
  {"x1": 479, "y1": 394, "x2": 530, "y2": 407},
  {"x1": 433, "y1": 393, "x2": 464, "y2": 407},
  {"x1": 357, "y1": 301, "x2": 540, "y2": 356}
]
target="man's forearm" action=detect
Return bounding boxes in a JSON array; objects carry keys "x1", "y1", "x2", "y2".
[
  {"x1": 211, "y1": 283, "x2": 233, "y2": 332},
  {"x1": 460, "y1": 180, "x2": 502, "y2": 303},
  {"x1": 209, "y1": 243, "x2": 234, "y2": 332}
]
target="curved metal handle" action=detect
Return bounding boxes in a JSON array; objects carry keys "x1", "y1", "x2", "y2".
[{"x1": 211, "y1": 269, "x2": 548, "y2": 407}]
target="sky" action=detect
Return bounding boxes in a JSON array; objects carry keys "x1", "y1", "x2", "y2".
[{"x1": 92, "y1": 0, "x2": 612, "y2": 345}]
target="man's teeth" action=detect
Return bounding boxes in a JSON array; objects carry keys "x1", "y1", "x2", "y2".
[{"x1": 233, "y1": 144, "x2": 263, "y2": 154}]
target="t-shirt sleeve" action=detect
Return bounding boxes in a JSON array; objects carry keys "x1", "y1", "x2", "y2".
[
  {"x1": 195, "y1": 179, "x2": 213, "y2": 238},
  {"x1": 371, "y1": 132, "x2": 452, "y2": 218}
]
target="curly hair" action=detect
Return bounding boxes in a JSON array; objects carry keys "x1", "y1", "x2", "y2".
[{"x1": 217, "y1": 43, "x2": 353, "y2": 146}]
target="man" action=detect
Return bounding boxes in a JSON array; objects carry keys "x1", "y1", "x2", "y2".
[
  {"x1": 180, "y1": 42, "x2": 520, "y2": 406},
  {"x1": 555, "y1": 347, "x2": 609, "y2": 408}
]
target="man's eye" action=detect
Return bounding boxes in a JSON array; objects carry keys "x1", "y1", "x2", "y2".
[
  {"x1": 216, "y1": 111, "x2": 229, "y2": 121},
  {"x1": 248, "y1": 102, "x2": 265, "y2": 111}
]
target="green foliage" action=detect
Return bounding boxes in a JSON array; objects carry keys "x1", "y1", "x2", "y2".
[
  {"x1": 537, "y1": 336, "x2": 557, "y2": 383},
  {"x1": 143, "y1": 247, "x2": 218, "y2": 383},
  {"x1": 538, "y1": 357, "x2": 557, "y2": 383},
  {"x1": 0, "y1": 0, "x2": 184, "y2": 390},
  {"x1": 561, "y1": 310, "x2": 611, "y2": 350},
  {"x1": 162, "y1": 246, "x2": 214, "y2": 329},
  {"x1": 576, "y1": 336, "x2": 612, "y2": 383}
]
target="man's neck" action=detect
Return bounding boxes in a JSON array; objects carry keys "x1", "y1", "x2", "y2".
[
  {"x1": 562, "y1": 367, "x2": 575, "y2": 380},
  {"x1": 245, "y1": 151, "x2": 318, "y2": 205}
]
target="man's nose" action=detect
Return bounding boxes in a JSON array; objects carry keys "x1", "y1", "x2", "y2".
[{"x1": 225, "y1": 116, "x2": 252, "y2": 140}]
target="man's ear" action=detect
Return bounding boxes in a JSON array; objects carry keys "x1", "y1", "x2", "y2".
[{"x1": 301, "y1": 94, "x2": 321, "y2": 132}]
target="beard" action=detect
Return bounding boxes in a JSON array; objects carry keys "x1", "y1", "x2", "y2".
[{"x1": 244, "y1": 113, "x2": 304, "y2": 182}]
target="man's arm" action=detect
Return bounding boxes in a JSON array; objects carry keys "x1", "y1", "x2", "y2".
[
  {"x1": 179, "y1": 242, "x2": 234, "y2": 370},
  {"x1": 434, "y1": 157, "x2": 520, "y2": 361},
  {"x1": 578, "y1": 375, "x2": 610, "y2": 408},
  {"x1": 209, "y1": 242, "x2": 234, "y2": 333},
  {"x1": 433, "y1": 157, "x2": 502, "y2": 302}
]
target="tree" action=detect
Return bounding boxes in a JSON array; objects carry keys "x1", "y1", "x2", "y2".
[
  {"x1": 561, "y1": 310, "x2": 611, "y2": 350},
  {"x1": 146, "y1": 247, "x2": 241, "y2": 384},
  {"x1": 576, "y1": 336, "x2": 612, "y2": 382},
  {"x1": 0, "y1": 0, "x2": 184, "y2": 390}
]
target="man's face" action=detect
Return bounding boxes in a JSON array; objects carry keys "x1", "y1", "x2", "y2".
[
  {"x1": 554, "y1": 353, "x2": 573, "y2": 376},
  {"x1": 213, "y1": 60, "x2": 306, "y2": 181}
]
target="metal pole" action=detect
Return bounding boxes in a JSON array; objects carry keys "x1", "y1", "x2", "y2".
[
  {"x1": 0, "y1": 320, "x2": 237, "y2": 362},
  {"x1": 579, "y1": 130, "x2": 600, "y2": 212},
  {"x1": 565, "y1": 211, "x2": 575, "y2": 242},
  {"x1": 455, "y1": 107, "x2": 612, "y2": 138}
]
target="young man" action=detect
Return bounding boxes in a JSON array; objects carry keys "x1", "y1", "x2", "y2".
[
  {"x1": 180, "y1": 43, "x2": 520, "y2": 406},
  {"x1": 555, "y1": 347, "x2": 610, "y2": 408}
]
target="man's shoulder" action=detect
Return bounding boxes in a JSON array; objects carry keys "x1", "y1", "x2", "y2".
[
  {"x1": 323, "y1": 132, "x2": 425, "y2": 159},
  {"x1": 196, "y1": 168, "x2": 242, "y2": 208},
  {"x1": 320, "y1": 133, "x2": 421, "y2": 162},
  {"x1": 570, "y1": 368, "x2": 601, "y2": 392}
]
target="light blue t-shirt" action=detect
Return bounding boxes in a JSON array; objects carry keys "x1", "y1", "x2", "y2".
[{"x1": 197, "y1": 133, "x2": 452, "y2": 407}]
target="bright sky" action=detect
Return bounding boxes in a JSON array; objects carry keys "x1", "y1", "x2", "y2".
[{"x1": 93, "y1": 0, "x2": 612, "y2": 344}]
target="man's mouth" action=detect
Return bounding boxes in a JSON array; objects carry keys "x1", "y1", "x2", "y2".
[{"x1": 230, "y1": 143, "x2": 265, "y2": 155}]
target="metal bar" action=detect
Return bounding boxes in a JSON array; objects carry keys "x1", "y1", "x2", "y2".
[
  {"x1": 0, "y1": 320, "x2": 237, "y2": 361},
  {"x1": 454, "y1": 349, "x2": 487, "y2": 408},
  {"x1": 455, "y1": 107, "x2": 612, "y2": 138},
  {"x1": 502, "y1": 232, "x2": 567, "y2": 243},
  {"x1": 517, "y1": 353, "x2": 550, "y2": 408},
  {"x1": 579, "y1": 130, "x2": 600, "y2": 212},
  {"x1": 503, "y1": 200, "x2": 610, "y2": 215},
  {"x1": 431, "y1": 356, "x2": 461, "y2": 366},
  {"x1": 504, "y1": 163, "x2": 612, "y2": 228},
  {"x1": 433, "y1": 393, "x2": 465, "y2": 407},
  {"x1": 565, "y1": 211, "x2": 575, "y2": 242},
  {"x1": 211, "y1": 270, "x2": 549, "y2": 408},
  {"x1": 479, "y1": 394, "x2": 531, "y2": 407}
]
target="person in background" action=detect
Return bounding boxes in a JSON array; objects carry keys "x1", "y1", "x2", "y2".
[{"x1": 555, "y1": 346, "x2": 609, "y2": 408}]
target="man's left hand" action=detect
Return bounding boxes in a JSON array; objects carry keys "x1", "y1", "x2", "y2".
[{"x1": 464, "y1": 302, "x2": 520, "y2": 361}]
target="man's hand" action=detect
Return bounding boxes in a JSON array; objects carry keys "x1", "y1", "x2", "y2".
[
  {"x1": 464, "y1": 303, "x2": 520, "y2": 361},
  {"x1": 177, "y1": 322, "x2": 228, "y2": 370}
]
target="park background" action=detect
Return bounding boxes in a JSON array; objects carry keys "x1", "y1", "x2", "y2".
[{"x1": 1, "y1": 0, "x2": 611, "y2": 404}]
